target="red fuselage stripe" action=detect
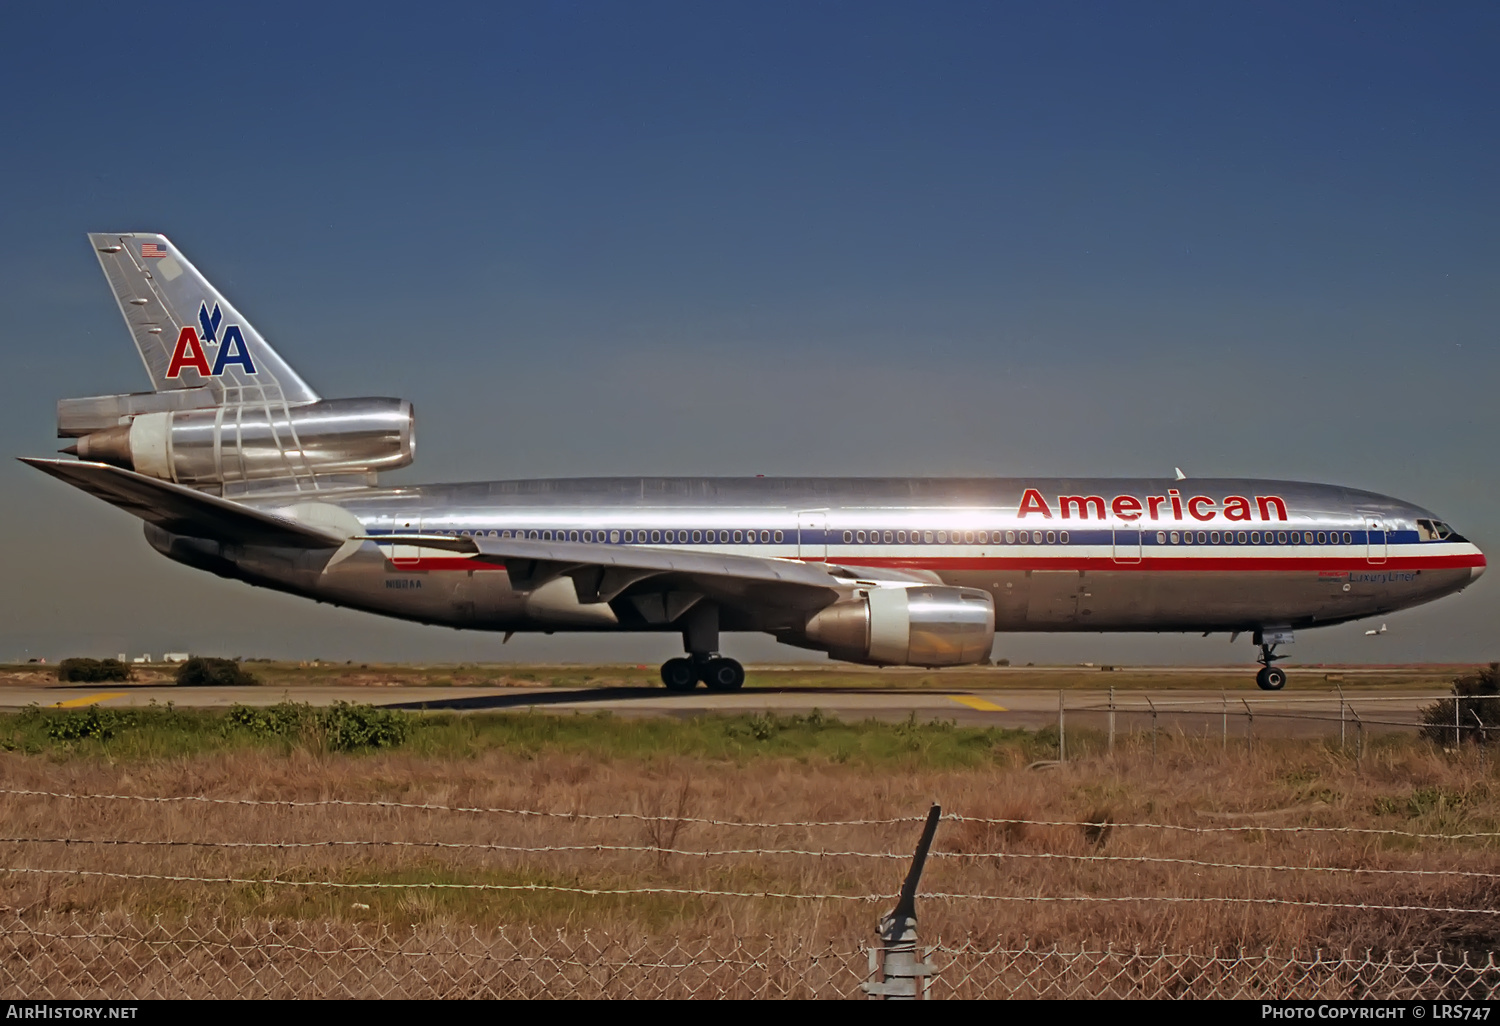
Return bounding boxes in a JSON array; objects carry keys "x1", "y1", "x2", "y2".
[{"x1": 386, "y1": 554, "x2": 1484, "y2": 573}]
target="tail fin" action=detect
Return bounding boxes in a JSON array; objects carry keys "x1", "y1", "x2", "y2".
[{"x1": 88, "y1": 233, "x2": 318, "y2": 405}]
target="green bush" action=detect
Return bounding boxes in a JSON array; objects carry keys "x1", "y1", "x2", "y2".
[
  {"x1": 56, "y1": 658, "x2": 131, "y2": 683},
  {"x1": 1421, "y1": 663, "x2": 1500, "y2": 746},
  {"x1": 224, "y1": 701, "x2": 410, "y2": 752},
  {"x1": 45, "y1": 706, "x2": 120, "y2": 741},
  {"x1": 176, "y1": 657, "x2": 259, "y2": 687}
]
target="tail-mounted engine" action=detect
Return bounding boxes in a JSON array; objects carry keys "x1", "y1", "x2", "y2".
[
  {"x1": 59, "y1": 393, "x2": 414, "y2": 492},
  {"x1": 788, "y1": 585, "x2": 996, "y2": 667}
]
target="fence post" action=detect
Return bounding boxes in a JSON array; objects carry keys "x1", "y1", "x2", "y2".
[
  {"x1": 1350, "y1": 706, "x2": 1365, "y2": 766},
  {"x1": 1146, "y1": 697, "x2": 1158, "y2": 763},
  {"x1": 863, "y1": 804, "x2": 941, "y2": 1000},
  {"x1": 1108, "y1": 686, "x2": 1115, "y2": 756},
  {"x1": 1058, "y1": 690, "x2": 1066, "y2": 764},
  {"x1": 1337, "y1": 685, "x2": 1346, "y2": 753},
  {"x1": 1241, "y1": 699, "x2": 1254, "y2": 754},
  {"x1": 1221, "y1": 691, "x2": 1227, "y2": 752},
  {"x1": 1456, "y1": 697, "x2": 1462, "y2": 750}
]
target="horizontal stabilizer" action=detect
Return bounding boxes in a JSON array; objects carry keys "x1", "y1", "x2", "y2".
[{"x1": 22, "y1": 457, "x2": 344, "y2": 549}]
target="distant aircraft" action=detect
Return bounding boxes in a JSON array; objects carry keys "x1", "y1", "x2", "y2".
[
  {"x1": 23, "y1": 235, "x2": 1487, "y2": 692},
  {"x1": 1364, "y1": 623, "x2": 1389, "y2": 636}
]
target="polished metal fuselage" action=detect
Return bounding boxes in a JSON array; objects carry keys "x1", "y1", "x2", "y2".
[{"x1": 147, "y1": 476, "x2": 1485, "y2": 644}]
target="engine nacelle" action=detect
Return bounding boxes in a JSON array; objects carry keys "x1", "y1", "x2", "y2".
[
  {"x1": 68, "y1": 397, "x2": 414, "y2": 486},
  {"x1": 798, "y1": 585, "x2": 995, "y2": 667}
]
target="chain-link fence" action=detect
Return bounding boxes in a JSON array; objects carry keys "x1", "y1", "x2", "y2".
[
  {"x1": 3, "y1": 780, "x2": 1500, "y2": 999},
  {"x1": 3, "y1": 914, "x2": 1497, "y2": 999}
]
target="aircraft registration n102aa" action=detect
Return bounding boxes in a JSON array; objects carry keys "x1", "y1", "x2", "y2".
[{"x1": 23, "y1": 234, "x2": 1487, "y2": 691}]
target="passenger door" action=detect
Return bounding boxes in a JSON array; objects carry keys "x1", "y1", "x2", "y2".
[
  {"x1": 797, "y1": 510, "x2": 828, "y2": 562},
  {"x1": 1361, "y1": 512, "x2": 1388, "y2": 565},
  {"x1": 1112, "y1": 518, "x2": 1142, "y2": 564},
  {"x1": 390, "y1": 512, "x2": 423, "y2": 567}
]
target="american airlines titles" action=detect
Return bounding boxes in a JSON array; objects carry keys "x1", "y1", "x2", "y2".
[{"x1": 1018, "y1": 488, "x2": 1288, "y2": 523}]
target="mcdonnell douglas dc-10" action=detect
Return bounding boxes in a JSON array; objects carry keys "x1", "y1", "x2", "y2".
[{"x1": 23, "y1": 234, "x2": 1487, "y2": 690}]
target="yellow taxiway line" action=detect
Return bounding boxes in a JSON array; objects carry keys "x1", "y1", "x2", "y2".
[
  {"x1": 50, "y1": 692, "x2": 126, "y2": 709},
  {"x1": 948, "y1": 695, "x2": 1007, "y2": 712}
]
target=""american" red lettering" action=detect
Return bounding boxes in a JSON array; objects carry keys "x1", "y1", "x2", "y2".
[{"x1": 1017, "y1": 490, "x2": 1289, "y2": 522}]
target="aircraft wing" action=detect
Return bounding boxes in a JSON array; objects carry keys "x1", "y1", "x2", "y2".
[
  {"x1": 21, "y1": 457, "x2": 345, "y2": 549},
  {"x1": 368, "y1": 532, "x2": 844, "y2": 614}
]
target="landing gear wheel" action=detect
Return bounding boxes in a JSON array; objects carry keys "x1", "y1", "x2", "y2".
[
  {"x1": 661, "y1": 658, "x2": 698, "y2": 691},
  {"x1": 1256, "y1": 666, "x2": 1287, "y2": 691},
  {"x1": 702, "y1": 658, "x2": 745, "y2": 692}
]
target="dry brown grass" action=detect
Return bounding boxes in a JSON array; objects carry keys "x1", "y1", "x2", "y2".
[
  {"x1": 0, "y1": 660, "x2": 1476, "y2": 693},
  {"x1": 2, "y1": 734, "x2": 1498, "y2": 959}
]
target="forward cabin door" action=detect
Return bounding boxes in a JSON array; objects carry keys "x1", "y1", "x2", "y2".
[
  {"x1": 797, "y1": 510, "x2": 828, "y2": 562},
  {"x1": 1112, "y1": 518, "x2": 1143, "y2": 564},
  {"x1": 1361, "y1": 512, "x2": 1388, "y2": 565}
]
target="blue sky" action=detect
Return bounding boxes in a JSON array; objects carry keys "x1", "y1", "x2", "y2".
[{"x1": 1, "y1": 2, "x2": 1495, "y2": 665}]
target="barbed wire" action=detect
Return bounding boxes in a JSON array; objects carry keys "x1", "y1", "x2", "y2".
[
  {"x1": 920, "y1": 893, "x2": 1500, "y2": 915},
  {"x1": 947, "y1": 815, "x2": 1500, "y2": 840},
  {"x1": 4, "y1": 788, "x2": 1497, "y2": 840},
  {"x1": 4, "y1": 835, "x2": 1499, "y2": 881},
  {"x1": 0, "y1": 865, "x2": 880, "y2": 900},
  {"x1": 0, "y1": 835, "x2": 910, "y2": 859},
  {"x1": 0, "y1": 788, "x2": 918, "y2": 827},
  {"x1": 4, "y1": 866, "x2": 1497, "y2": 916},
  {"x1": 941, "y1": 848, "x2": 1500, "y2": 880}
]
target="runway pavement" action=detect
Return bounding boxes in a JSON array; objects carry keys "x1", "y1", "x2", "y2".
[{"x1": 0, "y1": 681, "x2": 1457, "y2": 736}]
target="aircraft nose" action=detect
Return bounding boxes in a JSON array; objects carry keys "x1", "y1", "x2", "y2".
[{"x1": 1471, "y1": 545, "x2": 1486, "y2": 582}]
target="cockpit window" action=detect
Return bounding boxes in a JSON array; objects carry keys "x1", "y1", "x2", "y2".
[{"x1": 1418, "y1": 519, "x2": 1457, "y2": 541}]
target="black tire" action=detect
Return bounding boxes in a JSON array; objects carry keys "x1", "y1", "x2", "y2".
[
  {"x1": 702, "y1": 658, "x2": 745, "y2": 692},
  {"x1": 1256, "y1": 666, "x2": 1287, "y2": 691},
  {"x1": 661, "y1": 658, "x2": 698, "y2": 691}
]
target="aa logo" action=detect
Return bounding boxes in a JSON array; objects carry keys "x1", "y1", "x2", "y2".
[{"x1": 165, "y1": 302, "x2": 257, "y2": 378}]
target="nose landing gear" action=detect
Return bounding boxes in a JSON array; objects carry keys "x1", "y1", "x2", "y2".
[
  {"x1": 1253, "y1": 628, "x2": 1292, "y2": 691},
  {"x1": 1255, "y1": 662, "x2": 1287, "y2": 691}
]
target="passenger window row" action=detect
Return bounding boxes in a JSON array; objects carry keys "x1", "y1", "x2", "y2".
[
  {"x1": 441, "y1": 528, "x2": 787, "y2": 544},
  {"x1": 838, "y1": 529, "x2": 1069, "y2": 545},
  {"x1": 422, "y1": 527, "x2": 1363, "y2": 547},
  {"x1": 1156, "y1": 530, "x2": 1356, "y2": 546}
]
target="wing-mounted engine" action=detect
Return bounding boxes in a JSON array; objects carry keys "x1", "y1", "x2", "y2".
[
  {"x1": 784, "y1": 585, "x2": 996, "y2": 667},
  {"x1": 59, "y1": 395, "x2": 414, "y2": 496}
]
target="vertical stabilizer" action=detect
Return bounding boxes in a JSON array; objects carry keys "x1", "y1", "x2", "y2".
[{"x1": 88, "y1": 233, "x2": 319, "y2": 405}]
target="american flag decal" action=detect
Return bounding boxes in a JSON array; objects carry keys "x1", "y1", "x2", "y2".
[{"x1": 141, "y1": 243, "x2": 167, "y2": 258}]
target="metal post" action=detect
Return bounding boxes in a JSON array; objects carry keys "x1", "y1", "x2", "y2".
[
  {"x1": 863, "y1": 804, "x2": 941, "y2": 1000},
  {"x1": 1456, "y1": 697, "x2": 1462, "y2": 750},
  {"x1": 1108, "y1": 686, "x2": 1115, "y2": 756},
  {"x1": 1221, "y1": 690, "x2": 1228, "y2": 752},
  {"x1": 1058, "y1": 690, "x2": 1066, "y2": 764},
  {"x1": 1350, "y1": 706, "x2": 1365, "y2": 766},
  {"x1": 1146, "y1": 697, "x2": 1158, "y2": 763},
  {"x1": 1338, "y1": 685, "x2": 1346, "y2": 753},
  {"x1": 1241, "y1": 699, "x2": 1254, "y2": 753}
]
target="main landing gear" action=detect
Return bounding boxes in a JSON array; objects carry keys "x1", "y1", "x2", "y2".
[
  {"x1": 660, "y1": 655, "x2": 745, "y2": 692},
  {"x1": 658, "y1": 601, "x2": 745, "y2": 692},
  {"x1": 1252, "y1": 628, "x2": 1292, "y2": 691}
]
